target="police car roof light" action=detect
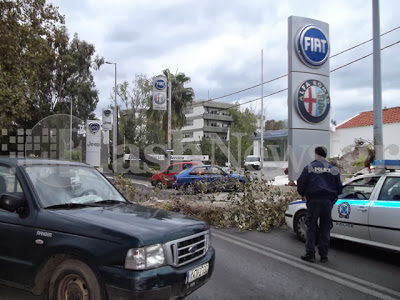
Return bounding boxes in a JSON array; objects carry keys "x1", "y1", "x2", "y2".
[{"x1": 371, "y1": 160, "x2": 400, "y2": 170}]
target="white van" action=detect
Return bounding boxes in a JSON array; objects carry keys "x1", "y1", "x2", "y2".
[{"x1": 244, "y1": 155, "x2": 261, "y2": 171}]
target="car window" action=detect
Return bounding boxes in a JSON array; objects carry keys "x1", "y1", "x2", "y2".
[
  {"x1": 189, "y1": 167, "x2": 206, "y2": 176},
  {"x1": 182, "y1": 163, "x2": 192, "y2": 170},
  {"x1": 209, "y1": 167, "x2": 225, "y2": 175},
  {"x1": 168, "y1": 164, "x2": 181, "y2": 173},
  {"x1": 339, "y1": 176, "x2": 380, "y2": 200},
  {"x1": 0, "y1": 165, "x2": 24, "y2": 213},
  {"x1": 379, "y1": 177, "x2": 400, "y2": 201}
]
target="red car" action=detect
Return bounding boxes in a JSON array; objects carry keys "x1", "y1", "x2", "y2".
[{"x1": 151, "y1": 161, "x2": 202, "y2": 188}]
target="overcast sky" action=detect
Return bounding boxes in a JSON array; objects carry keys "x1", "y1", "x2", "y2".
[{"x1": 49, "y1": 0, "x2": 400, "y2": 124}]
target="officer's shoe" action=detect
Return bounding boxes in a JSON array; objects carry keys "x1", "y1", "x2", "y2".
[
  {"x1": 320, "y1": 257, "x2": 328, "y2": 263},
  {"x1": 301, "y1": 255, "x2": 316, "y2": 263}
]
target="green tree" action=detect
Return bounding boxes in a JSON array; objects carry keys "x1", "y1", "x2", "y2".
[
  {"x1": 0, "y1": 0, "x2": 64, "y2": 128},
  {"x1": 0, "y1": 0, "x2": 103, "y2": 130},
  {"x1": 228, "y1": 106, "x2": 257, "y2": 166},
  {"x1": 117, "y1": 74, "x2": 163, "y2": 153},
  {"x1": 265, "y1": 119, "x2": 287, "y2": 130}
]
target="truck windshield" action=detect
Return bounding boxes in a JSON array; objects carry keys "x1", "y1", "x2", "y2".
[{"x1": 25, "y1": 165, "x2": 126, "y2": 208}]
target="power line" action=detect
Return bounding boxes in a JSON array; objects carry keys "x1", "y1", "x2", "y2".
[
  {"x1": 330, "y1": 25, "x2": 400, "y2": 58},
  {"x1": 206, "y1": 25, "x2": 400, "y2": 104},
  {"x1": 229, "y1": 39, "x2": 400, "y2": 109}
]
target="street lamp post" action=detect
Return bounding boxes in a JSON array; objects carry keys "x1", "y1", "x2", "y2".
[{"x1": 106, "y1": 61, "x2": 118, "y2": 173}]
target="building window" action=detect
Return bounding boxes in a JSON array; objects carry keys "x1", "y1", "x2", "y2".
[
  {"x1": 186, "y1": 120, "x2": 194, "y2": 126},
  {"x1": 184, "y1": 108, "x2": 193, "y2": 114},
  {"x1": 184, "y1": 132, "x2": 193, "y2": 138}
]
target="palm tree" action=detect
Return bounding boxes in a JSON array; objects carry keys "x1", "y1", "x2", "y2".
[{"x1": 147, "y1": 69, "x2": 195, "y2": 142}]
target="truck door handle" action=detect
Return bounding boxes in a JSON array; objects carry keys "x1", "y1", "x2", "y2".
[{"x1": 357, "y1": 207, "x2": 368, "y2": 212}]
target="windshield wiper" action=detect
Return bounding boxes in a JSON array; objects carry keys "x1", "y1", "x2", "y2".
[
  {"x1": 93, "y1": 199, "x2": 126, "y2": 205},
  {"x1": 45, "y1": 203, "x2": 98, "y2": 209}
]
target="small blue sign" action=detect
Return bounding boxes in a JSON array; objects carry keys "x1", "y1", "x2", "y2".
[
  {"x1": 88, "y1": 122, "x2": 101, "y2": 134},
  {"x1": 155, "y1": 78, "x2": 166, "y2": 90},
  {"x1": 296, "y1": 25, "x2": 329, "y2": 68},
  {"x1": 103, "y1": 109, "x2": 112, "y2": 117}
]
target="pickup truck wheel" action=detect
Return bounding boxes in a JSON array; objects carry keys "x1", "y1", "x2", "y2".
[
  {"x1": 294, "y1": 210, "x2": 307, "y2": 243},
  {"x1": 49, "y1": 259, "x2": 105, "y2": 300}
]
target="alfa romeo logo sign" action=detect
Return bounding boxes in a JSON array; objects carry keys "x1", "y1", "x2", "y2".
[
  {"x1": 296, "y1": 25, "x2": 329, "y2": 68},
  {"x1": 154, "y1": 92, "x2": 166, "y2": 105},
  {"x1": 296, "y1": 79, "x2": 330, "y2": 124}
]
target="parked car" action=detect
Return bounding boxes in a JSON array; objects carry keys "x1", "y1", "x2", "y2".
[
  {"x1": 173, "y1": 165, "x2": 246, "y2": 194},
  {"x1": 285, "y1": 160, "x2": 400, "y2": 252},
  {"x1": 244, "y1": 155, "x2": 260, "y2": 171},
  {"x1": 0, "y1": 158, "x2": 215, "y2": 299},
  {"x1": 151, "y1": 161, "x2": 202, "y2": 188}
]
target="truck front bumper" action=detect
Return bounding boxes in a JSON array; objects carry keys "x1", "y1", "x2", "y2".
[{"x1": 100, "y1": 247, "x2": 215, "y2": 300}]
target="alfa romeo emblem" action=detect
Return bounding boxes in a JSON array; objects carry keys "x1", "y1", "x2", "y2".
[
  {"x1": 296, "y1": 79, "x2": 330, "y2": 124},
  {"x1": 154, "y1": 92, "x2": 166, "y2": 105}
]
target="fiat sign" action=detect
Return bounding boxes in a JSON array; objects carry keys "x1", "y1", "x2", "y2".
[{"x1": 296, "y1": 25, "x2": 329, "y2": 68}]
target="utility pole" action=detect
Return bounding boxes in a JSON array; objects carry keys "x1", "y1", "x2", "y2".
[
  {"x1": 167, "y1": 73, "x2": 172, "y2": 166},
  {"x1": 260, "y1": 50, "x2": 264, "y2": 173},
  {"x1": 372, "y1": 0, "x2": 383, "y2": 162}
]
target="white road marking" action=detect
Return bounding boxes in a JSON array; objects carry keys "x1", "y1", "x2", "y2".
[{"x1": 213, "y1": 230, "x2": 400, "y2": 300}]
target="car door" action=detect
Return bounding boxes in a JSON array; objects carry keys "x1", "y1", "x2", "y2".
[
  {"x1": 369, "y1": 175, "x2": 400, "y2": 248},
  {"x1": 187, "y1": 167, "x2": 207, "y2": 188},
  {"x1": 165, "y1": 164, "x2": 181, "y2": 187},
  {"x1": 331, "y1": 176, "x2": 380, "y2": 241},
  {"x1": 0, "y1": 164, "x2": 38, "y2": 286},
  {"x1": 208, "y1": 167, "x2": 230, "y2": 191}
]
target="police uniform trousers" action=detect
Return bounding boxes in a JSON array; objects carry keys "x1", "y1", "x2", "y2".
[{"x1": 305, "y1": 197, "x2": 334, "y2": 258}]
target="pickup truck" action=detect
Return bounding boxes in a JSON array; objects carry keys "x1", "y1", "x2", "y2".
[{"x1": 0, "y1": 158, "x2": 215, "y2": 299}]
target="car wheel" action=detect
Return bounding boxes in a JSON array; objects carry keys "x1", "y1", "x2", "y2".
[
  {"x1": 155, "y1": 181, "x2": 165, "y2": 189},
  {"x1": 184, "y1": 183, "x2": 196, "y2": 195},
  {"x1": 235, "y1": 181, "x2": 245, "y2": 192},
  {"x1": 49, "y1": 259, "x2": 105, "y2": 300},
  {"x1": 294, "y1": 210, "x2": 307, "y2": 243}
]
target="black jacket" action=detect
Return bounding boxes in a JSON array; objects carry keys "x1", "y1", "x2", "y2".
[{"x1": 297, "y1": 158, "x2": 343, "y2": 200}]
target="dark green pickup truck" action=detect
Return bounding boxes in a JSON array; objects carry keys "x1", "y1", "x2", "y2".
[{"x1": 0, "y1": 158, "x2": 215, "y2": 300}]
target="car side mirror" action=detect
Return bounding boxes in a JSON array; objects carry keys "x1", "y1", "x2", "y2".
[{"x1": 0, "y1": 193, "x2": 25, "y2": 213}]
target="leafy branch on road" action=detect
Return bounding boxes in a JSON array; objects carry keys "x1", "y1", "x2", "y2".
[{"x1": 113, "y1": 173, "x2": 298, "y2": 232}]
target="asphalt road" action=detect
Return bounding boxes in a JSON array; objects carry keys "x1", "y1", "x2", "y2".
[
  {"x1": 186, "y1": 228, "x2": 400, "y2": 300},
  {"x1": 2, "y1": 227, "x2": 400, "y2": 300}
]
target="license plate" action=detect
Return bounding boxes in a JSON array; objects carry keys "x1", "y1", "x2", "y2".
[{"x1": 186, "y1": 263, "x2": 209, "y2": 284}]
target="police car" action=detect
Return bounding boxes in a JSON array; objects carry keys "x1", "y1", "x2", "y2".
[{"x1": 285, "y1": 160, "x2": 400, "y2": 252}]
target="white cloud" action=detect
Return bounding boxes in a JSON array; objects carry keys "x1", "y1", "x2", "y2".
[{"x1": 50, "y1": 0, "x2": 400, "y2": 122}]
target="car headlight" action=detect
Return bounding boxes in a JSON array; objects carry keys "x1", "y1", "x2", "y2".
[{"x1": 125, "y1": 244, "x2": 165, "y2": 270}]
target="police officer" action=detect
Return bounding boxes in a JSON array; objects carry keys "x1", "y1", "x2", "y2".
[{"x1": 297, "y1": 146, "x2": 342, "y2": 263}]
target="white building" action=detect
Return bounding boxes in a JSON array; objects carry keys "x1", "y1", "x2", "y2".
[
  {"x1": 331, "y1": 106, "x2": 400, "y2": 159},
  {"x1": 180, "y1": 101, "x2": 233, "y2": 143}
]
